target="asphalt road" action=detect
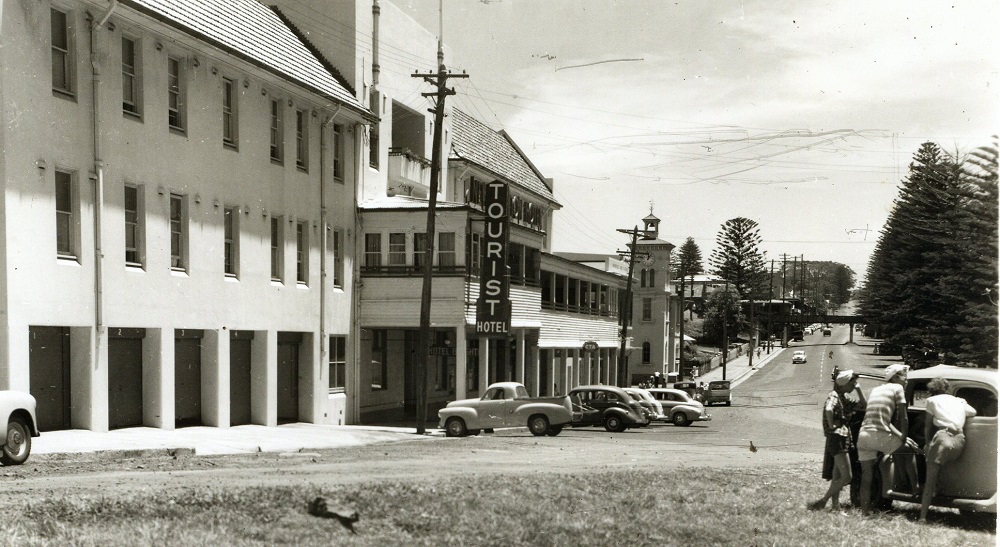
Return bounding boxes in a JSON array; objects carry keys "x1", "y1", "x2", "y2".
[{"x1": 8, "y1": 324, "x2": 894, "y2": 494}]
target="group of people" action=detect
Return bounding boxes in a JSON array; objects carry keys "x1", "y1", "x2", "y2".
[{"x1": 810, "y1": 364, "x2": 977, "y2": 522}]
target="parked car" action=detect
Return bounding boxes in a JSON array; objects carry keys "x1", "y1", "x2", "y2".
[
  {"x1": 438, "y1": 382, "x2": 573, "y2": 437},
  {"x1": 624, "y1": 387, "x2": 665, "y2": 423},
  {"x1": 568, "y1": 385, "x2": 648, "y2": 432},
  {"x1": 792, "y1": 351, "x2": 807, "y2": 364},
  {"x1": 646, "y1": 388, "x2": 712, "y2": 426},
  {"x1": 880, "y1": 365, "x2": 997, "y2": 517},
  {"x1": 822, "y1": 328, "x2": 832, "y2": 336},
  {"x1": 1, "y1": 391, "x2": 40, "y2": 465},
  {"x1": 804, "y1": 327, "x2": 814, "y2": 335},
  {"x1": 672, "y1": 381, "x2": 699, "y2": 401},
  {"x1": 703, "y1": 380, "x2": 732, "y2": 406}
]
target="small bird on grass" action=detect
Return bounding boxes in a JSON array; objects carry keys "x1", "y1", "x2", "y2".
[{"x1": 749, "y1": 441, "x2": 758, "y2": 453}]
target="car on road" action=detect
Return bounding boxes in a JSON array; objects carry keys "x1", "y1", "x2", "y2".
[
  {"x1": 646, "y1": 388, "x2": 712, "y2": 426},
  {"x1": 568, "y1": 385, "x2": 648, "y2": 432},
  {"x1": 880, "y1": 365, "x2": 998, "y2": 517},
  {"x1": 438, "y1": 382, "x2": 573, "y2": 437},
  {"x1": 822, "y1": 328, "x2": 832, "y2": 336},
  {"x1": 703, "y1": 380, "x2": 732, "y2": 406},
  {"x1": 1, "y1": 390, "x2": 40, "y2": 465},
  {"x1": 804, "y1": 327, "x2": 814, "y2": 335},
  {"x1": 792, "y1": 351, "x2": 807, "y2": 364}
]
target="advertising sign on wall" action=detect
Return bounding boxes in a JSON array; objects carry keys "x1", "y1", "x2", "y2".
[{"x1": 476, "y1": 181, "x2": 511, "y2": 337}]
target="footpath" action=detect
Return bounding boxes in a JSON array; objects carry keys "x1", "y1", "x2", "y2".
[{"x1": 695, "y1": 344, "x2": 787, "y2": 388}]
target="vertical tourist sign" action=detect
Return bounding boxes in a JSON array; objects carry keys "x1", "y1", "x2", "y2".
[{"x1": 477, "y1": 181, "x2": 511, "y2": 337}]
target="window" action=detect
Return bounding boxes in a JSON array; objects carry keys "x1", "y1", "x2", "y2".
[
  {"x1": 224, "y1": 207, "x2": 238, "y2": 277},
  {"x1": 507, "y1": 242, "x2": 522, "y2": 281},
  {"x1": 413, "y1": 233, "x2": 427, "y2": 269},
  {"x1": 524, "y1": 247, "x2": 540, "y2": 284},
  {"x1": 388, "y1": 233, "x2": 406, "y2": 265},
  {"x1": 642, "y1": 297, "x2": 652, "y2": 322},
  {"x1": 642, "y1": 342, "x2": 651, "y2": 364},
  {"x1": 296, "y1": 221, "x2": 307, "y2": 284},
  {"x1": 55, "y1": 171, "x2": 75, "y2": 258},
  {"x1": 438, "y1": 233, "x2": 456, "y2": 267},
  {"x1": 364, "y1": 233, "x2": 381, "y2": 268},
  {"x1": 270, "y1": 217, "x2": 283, "y2": 281},
  {"x1": 640, "y1": 269, "x2": 647, "y2": 288},
  {"x1": 332, "y1": 229, "x2": 343, "y2": 288},
  {"x1": 329, "y1": 336, "x2": 346, "y2": 392},
  {"x1": 371, "y1": 330, "x2": 387, "y2": 390},
  {"x1": 167, "y1": 56, "x2": 184, "y2": 131},
  {"x1": 295, "y1": 109, "x2": 308, "y2": 170},
  {"x1": 469, "y1": 233, "x2": 481, "y2": 274},
  {"x1": 51, "y1": 9, "x2": 73, "y2": 96},
  {"x1": 121, "y1": 36, "x2": 141, "y2": 116},
  {"x1": 169, "y1": 194, "x2": 186, "y2": 270},
  {"x1": 124, "y1": 185, "x2": 143, "y2": 266},
  {"x1": 368, "y1": 91, "x2": 380, "y2": 169},
  {"x1": 222, "y1": 78, "x2": 237, "y2": 148},
  {"x1": 434, "y1": 331, "x2": 453, "y2": 392},
  {"x1": 649, "y1": 269, "x2": 656, "y2": 288},
  {"x1": 333, "y1": 124, "x2": 344, "y2": 182},
  {"x1": 270, "y1": 99, "x2": 283, "y2": 162}
]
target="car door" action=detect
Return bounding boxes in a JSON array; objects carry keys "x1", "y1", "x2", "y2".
[
  {"x1": 477, "y1": 387, "x2": 513, "y2": 428},
  {"x1": 936, "y1": 383, "x2": 997, "y2": 500},
  {"x1": 570, "y1": 390, "x2": 601, "y2": 425}
]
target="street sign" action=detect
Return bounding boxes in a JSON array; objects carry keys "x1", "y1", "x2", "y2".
[{"x1": 582, "y1": 341, "x2": 599, "y2": 352}]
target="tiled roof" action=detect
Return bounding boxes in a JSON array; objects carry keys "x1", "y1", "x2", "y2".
[
  {"x1": 124, "y1": 0, "x2": 368, "y2": 115},
  {"x1": 449, "y1": 109, "x2": 556, "y2": 203}
]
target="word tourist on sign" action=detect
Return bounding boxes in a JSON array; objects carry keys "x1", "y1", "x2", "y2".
[
  {"x1": 466, "y1": 177, "x2": 544, "y2": 231},
  {"x1": 476, "y1": 180, "x2": 512, "y2": 337}
]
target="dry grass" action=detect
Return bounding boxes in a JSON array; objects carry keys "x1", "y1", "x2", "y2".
[{"x1": 1, "y1": 465, "x2": 994, "y2": 546}]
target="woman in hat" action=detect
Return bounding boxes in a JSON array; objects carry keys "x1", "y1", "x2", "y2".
[{"x1": 809, "y1": 369, "x2": 866, "y2": 511}]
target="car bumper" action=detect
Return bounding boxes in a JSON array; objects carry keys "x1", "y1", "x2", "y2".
[{"x1": 696, "y1": 413, "x2": 712, "y2": 421}]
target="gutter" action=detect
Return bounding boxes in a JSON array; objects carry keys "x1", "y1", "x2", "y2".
[{"x1": 319, "y1": 105, "x2": 341, "y2": 414}]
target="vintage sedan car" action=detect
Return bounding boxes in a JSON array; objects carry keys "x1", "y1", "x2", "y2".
[
  {"x1": 792, "y1": 351, "x2": 807, "y2": 364},
  {"x1": 438, "y1": 382, "x2": 573, "y2": 437},
  {"x1": 1, "y1": 390, "x2": 40, "y2": 465},
  {"x1": 624, "y1": 387, "x2": 665, "y2": 423},
  {"x1": 703, "y1": 380, "x2": 732, "y2": 406},
  {"x1": 568, "y1": 385, "x2": 648, "y2": 432},
  {"x1": 880, "y1": 365, "x2": 997, "y2": 517},
  {"x1": 646, "y1": 388, "x2": 712, "y2": 426}
]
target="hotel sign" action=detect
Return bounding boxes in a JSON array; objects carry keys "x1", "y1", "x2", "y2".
[{"x1": 476, "y1": 181, "x2": 511, "y2": 337}]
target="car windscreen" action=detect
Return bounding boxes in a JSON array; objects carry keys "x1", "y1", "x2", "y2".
[{"x1": 709, "y1": 381, "x2": 729, "y2": 389}]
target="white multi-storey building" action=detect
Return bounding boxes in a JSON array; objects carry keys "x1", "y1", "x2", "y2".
[{"x1": 0, "y1": 0, "x2": 372, "y2": 432}]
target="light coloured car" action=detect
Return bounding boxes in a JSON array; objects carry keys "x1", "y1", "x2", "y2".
[
  {"x1": 624, "y1": 387, "x2": 665, "y2": 423},
  {"x1": 1, "y1": 391, "x2": 40, "y2": 465},
  {"x1": 881, "y1": 365, "x2": 997, "y2": 517},
  {"x1": 792, "y1": 351, "x2": 807, "y2": 364},
  {"x1": 646, "y1": 388, "x2": 712, "y2": 426},
  {"x1": 438, "y1": 382, "x2": 573, "y2": 437}
]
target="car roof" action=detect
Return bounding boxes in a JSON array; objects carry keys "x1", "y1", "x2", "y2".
[
  {"x1": 571, "y1": 384, "x2": 629, "y2": 395},
  {"x1": 487, "y1": 382, "x2": 524, "y2": 390},
  {"x1": 906, "y1": 365, "x2": 999, "y2": 390},
  {"x1": 648, "y1": 388, "x2": 686, "y2": 396}
]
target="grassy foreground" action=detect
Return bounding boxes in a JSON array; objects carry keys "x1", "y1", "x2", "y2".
[{"x1": 3, "y1": 465, "x2": 994, "y2": 546}]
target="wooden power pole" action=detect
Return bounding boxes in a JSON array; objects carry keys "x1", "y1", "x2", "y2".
[{"x1": 412, "y1": 31, "x2": 467, "y2": 434}]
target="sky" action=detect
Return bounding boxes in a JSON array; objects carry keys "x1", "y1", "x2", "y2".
[{"x1": 397, "y1": 0, "x2": 999, "y2": 280}]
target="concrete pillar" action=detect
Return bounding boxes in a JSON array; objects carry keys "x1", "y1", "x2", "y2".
[
  {"x1": 571, "y1": 349, "x2": 580, "y2": 389},
  {"x1": 252, "y1": 329, "x2": 277, "y2": 426},
  {"x1": 4, "y1": 322, "x2": 28, "y2": 391},
  {"x1": 515, "y1": 330, "x2": 525, "y2": 384},
  {"x1": 143, "y1": 328, "x2": 172, "y2": 430},
  {"x1": 478, "y1": 337, "x2": 489, "y2": 393},
  {"x1": 298, "y1": 332, "x2": 319, "y2": 423},
  {"x1": 455, "y1": 326, "x2": 467, "y2": 400},
  {"x1": 547, "y1": 350, "x2": 556, "y2": 396},
  {"x1": 71, "y1": 327, "x2": 102, "y2": 431},
  {"x1": 201, "y1": 329, "x2": 229, "y2": 428}
]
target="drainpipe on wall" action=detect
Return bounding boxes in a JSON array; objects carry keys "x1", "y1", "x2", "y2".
[
  {"x1": 349, "y1": 121, "x2": 365, "y2": 424},
  {"x1": 319, "y1": 106, "x2": 340, "y2": 420},
  {"x1": 90, "y1": 0, "x2": 118, "y2": 360}
]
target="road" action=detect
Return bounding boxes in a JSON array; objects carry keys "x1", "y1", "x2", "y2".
[{"x1": 2, "y1": 325, "x2": 897, "y2": 498}]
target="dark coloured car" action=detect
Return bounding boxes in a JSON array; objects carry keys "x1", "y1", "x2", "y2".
[{"x1": 568, "y1": 385, "x2": 648, "y2": 432}]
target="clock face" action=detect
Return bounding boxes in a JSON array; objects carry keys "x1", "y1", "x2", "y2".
[{"x1": 641, "y1": 255, "x2": 655, "y2": 266}]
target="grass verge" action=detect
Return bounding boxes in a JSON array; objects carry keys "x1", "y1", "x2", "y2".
[{"x1": 2, "y1": 464, "x2": 994, "y2": 546}]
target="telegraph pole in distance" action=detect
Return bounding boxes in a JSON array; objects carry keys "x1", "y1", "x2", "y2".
[
  {"x1": 412, "y1": 25, "x2": 468, "y2": 435},
  {"x1": 616, "y1": 226, "x2": 648, "y2": 387}
]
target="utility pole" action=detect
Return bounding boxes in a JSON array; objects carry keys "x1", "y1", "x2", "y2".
[
  {"x1": 616, "y1": 226, "x2": 648, "y2": 387},
  {"x1": 721, "y1": 278, "x2": 729, "y2": 380},
  {"x1": 767, "y1": 259, "x2": 774, "y2": 353},
  {"x1": 678, "y1": 273, "x2": 685, "y2": 380},
  {"x1": 412, "y1": 11, "x2": 468, "y2": 434}
]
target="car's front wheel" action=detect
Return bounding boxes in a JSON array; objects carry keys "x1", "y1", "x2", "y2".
[
  {"x1": 604, "y1": 415, "x2": 626, "y2": 432},
  {"x1": 445, "y1": 417, "x2": 468, "y2": 438},
  {"x1": 1, "y1": 417, "x2": 31, "y2": 465},
  {"x1": 672, "y1": 413, "x2": 691, "y2": 427},
  {"x1": 527, "y1": 415, "x2": 549, "y2": 436}
]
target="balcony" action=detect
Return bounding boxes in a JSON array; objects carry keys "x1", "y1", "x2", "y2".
[{"x1": 388, "y1": 147, "x2": 431, "y2": 196}]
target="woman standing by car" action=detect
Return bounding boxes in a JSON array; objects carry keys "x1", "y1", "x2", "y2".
[
  {"x1": 919, "y1": 377, "x2": 977, "y2": 523},
  {"x1": 809, "y1": 369, "x2": 866, "y2": 511}
]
